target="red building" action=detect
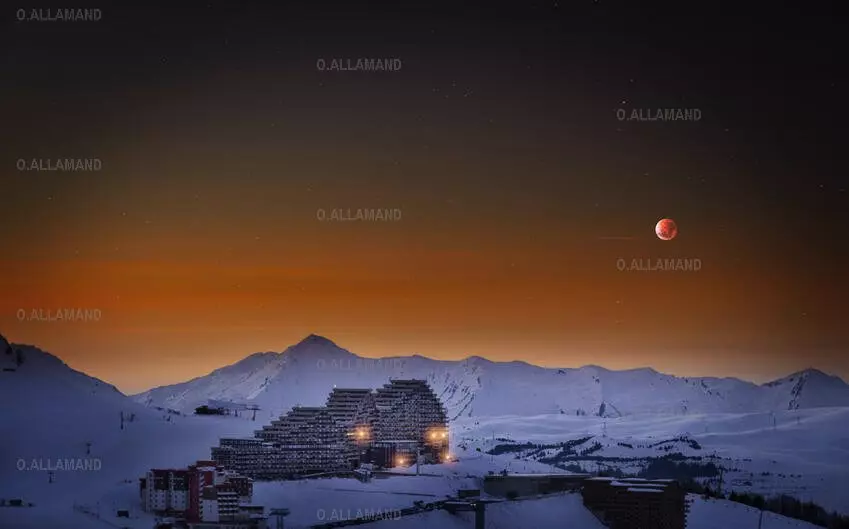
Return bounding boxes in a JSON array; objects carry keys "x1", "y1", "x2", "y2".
[
  {"x1": 141, "y1": 460, "x2": 254, "y2": 523},
  {"x1": 186, "y1": 461, "x2": 219, "y2": 522}
]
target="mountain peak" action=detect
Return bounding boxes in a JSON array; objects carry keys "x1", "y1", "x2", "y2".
[
  {"x1": 282, "y1": 334, "x2": 355, "y2": 361},
  {"x1": 764, "y1": 368, "x2": 839, "y2": 385},
  {"x1": 798, "y1": 368, "x2": 830, "y2": 378},
  {"x1": 297, "y1": 334, "x2": 338, "y2": 347},
  {"x1": 795, "y1": 368, "x2": 848, "y2": 386},
  {"x1": 464, "y1": 355, "x2": 491, "y2": 364}
]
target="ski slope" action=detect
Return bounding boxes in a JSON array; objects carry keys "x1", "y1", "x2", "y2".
[{"x1": 1, "y1": 333, "x2": 847, "y2": 528}]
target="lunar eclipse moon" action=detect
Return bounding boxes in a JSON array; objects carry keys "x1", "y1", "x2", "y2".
[
  {"x1": 655, "y1": 218, "x2": 678, "y2": 240},
  {"x1": 1, "y1": 2, "x2": 847, "y2": 397}
]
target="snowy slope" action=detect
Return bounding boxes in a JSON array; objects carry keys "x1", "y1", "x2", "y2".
[
  {"x1": 761, "y1": 369, "x2": 849, "y2": 410},
  {"x1": 0, "y1": 334, "x2": 144, "y2": 449},
  {"x1": 687, "y1": 496, "x2": 823, "y2": 529},
  {"x1": 451, "y1": 408, "x2": 849, "y2": 515},
  {"x1": 362, "y1": 494, "x2": 822, "y2": 529},
  {"x1": 0, "y1": 334, "x2": 161, "y2": 477},
  {"x1": 132, "y1": 335, "x2": 849, "y2": 419},
  {"x1": 1, "y1": 331, "x2": 846, "y2": 528},
  {"x1": 364, "y1": 493, "x2": 607, "y2": 529},
  {"x1": 0, "y1": 333, "x2": 263, "y2": 528}
]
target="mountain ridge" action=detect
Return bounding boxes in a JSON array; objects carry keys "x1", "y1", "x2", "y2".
[
  {"x1": 3, "y1": 333, "x2": 848, "y2": 419},
  {"x1": 127, "y1": 334, "x2": 849, "y2": 419}
]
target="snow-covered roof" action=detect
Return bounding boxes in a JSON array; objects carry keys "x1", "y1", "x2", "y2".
[{"x1": 485, "y1": 473, "x2": 583, "y2": 478}]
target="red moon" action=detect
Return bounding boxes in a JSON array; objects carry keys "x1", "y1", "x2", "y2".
[{"x1": 655, "y1": 218, "x2": 678, "y2": 240}]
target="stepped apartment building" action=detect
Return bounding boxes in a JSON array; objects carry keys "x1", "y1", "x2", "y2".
[{"x1": 212, "y1": 379, "x2": 449, "y2": 478}]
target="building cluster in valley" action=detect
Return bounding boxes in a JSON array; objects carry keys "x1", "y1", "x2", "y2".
[
  {"x1": 139, "y1": 379, "x2": 449, "y2": 527},
  {"x1": 140, "y1": 461, "x2": 262, "y2": 528},
  {"x1": 212, "y1": 379, "x2": 450, "y2": 478},
  {"x1": 138, "y1": 378, "x2": 689, "y2": 529}
]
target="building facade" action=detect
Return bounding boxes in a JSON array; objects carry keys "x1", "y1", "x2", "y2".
[
  {"x1": 140, "y1": 460, "x2": 255, "y2": 525},
  {"x1": 373, "y1": 379, "x2": 449, "y2": 462},
  {"x1": 581, "y1": 477, "x2": 688, "y2": 529},
  {"x1": 141, "y1": 469, "x2": 189, "y2": 514}
]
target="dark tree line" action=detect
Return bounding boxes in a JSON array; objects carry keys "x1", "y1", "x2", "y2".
[{"x1": 727, "y1": 491, "x2": 849, "y2": 529}]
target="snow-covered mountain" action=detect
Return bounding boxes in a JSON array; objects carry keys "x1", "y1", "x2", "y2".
[
  {"x1": 0, "y1": 334, "x2": 156, "y2": 464},
  {"x1": 0, "y1": 333, "x2": 257, "y2": 529},
  {"x1": 761, "y1": 368, "x2": 849, "y2": 410},
  {"x1": 132, "y1": 334, "x2": 849, "y2": 419},
  {"x1": 1, "y1": 333, "x2": 22, "y2": 371},
  {"x1": 0, "y1": 334, "x2": 135, "y2": 414},
  {"x1": 1, "y1": 332, "x2": 847, "y2": 527}
]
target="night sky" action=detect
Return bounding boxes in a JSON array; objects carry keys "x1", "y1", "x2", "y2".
[{"x1": 2, "y1": 1, "x2": 846, "y2": 393}]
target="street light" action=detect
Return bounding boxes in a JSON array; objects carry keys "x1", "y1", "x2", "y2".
[{"x1": 350, "y1": 427, "x2": 369, "y2": 441}]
